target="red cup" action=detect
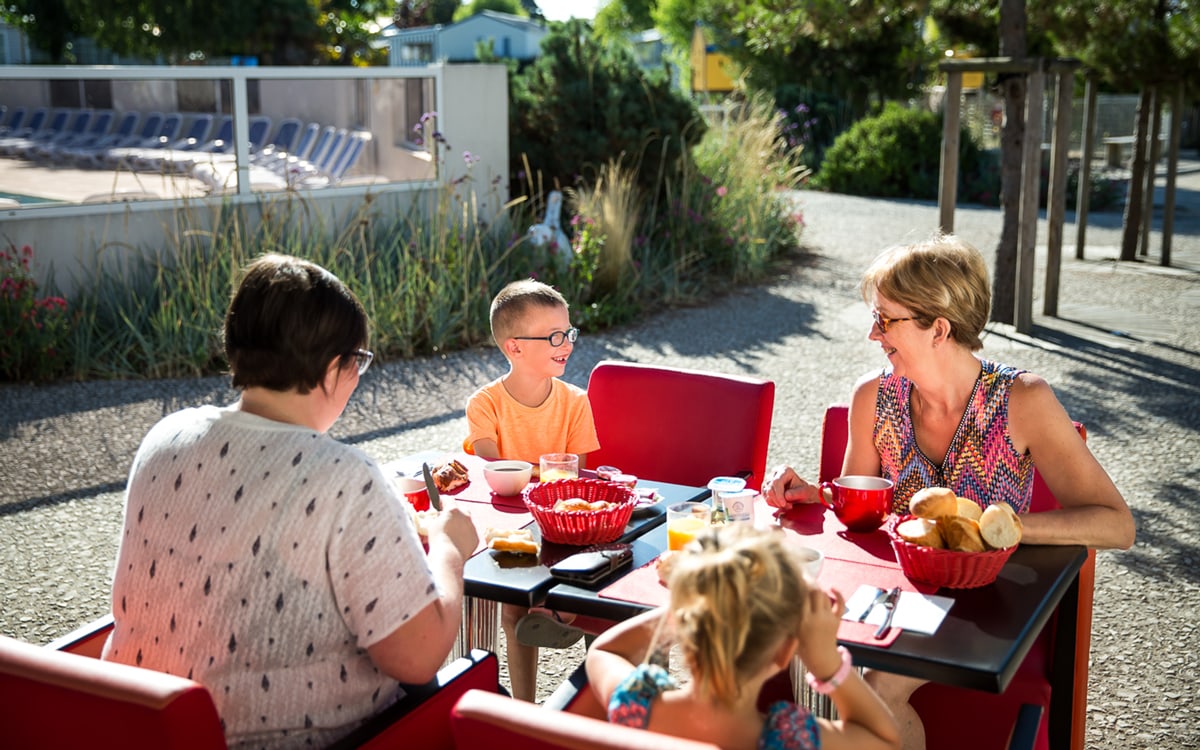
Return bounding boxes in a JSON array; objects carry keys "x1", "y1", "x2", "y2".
[
  {"x1": 394, "y1": 476, "x2": 431, "y2": 512},
  {"x1": 818, "y1": 475, "x2": 893, "y2": 532}
]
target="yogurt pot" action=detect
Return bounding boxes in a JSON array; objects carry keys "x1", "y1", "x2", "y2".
[
  {"x1": 721, "y1": 489, "x2": 757, "y2": 525},
  {"x1": 707, "y1": 476, "x2": 747, "y2": 523}
]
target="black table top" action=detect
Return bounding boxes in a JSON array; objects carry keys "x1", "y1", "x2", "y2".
[
  {"x1": 463, "y1": 480, "x2": 709, "y2": 609},
  {"x1": 544, "y1": 524, "x2": 1087, "y2": 693}
]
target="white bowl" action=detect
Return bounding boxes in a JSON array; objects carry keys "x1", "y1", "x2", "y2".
[{"x1": 483, "y1": 460, "x2": 533, "y2": 496}]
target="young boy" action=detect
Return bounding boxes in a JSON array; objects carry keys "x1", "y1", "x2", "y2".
[{"x1": 465, "y1": 278, "x2": 600, "y2": 702}]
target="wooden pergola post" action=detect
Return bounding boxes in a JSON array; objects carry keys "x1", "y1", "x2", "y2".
[
  {"x1": 1075, "y1": 75, "x2": 1098, "y2": 260},
  {"x1": 938, "y1": 57, "x2": 1078, "y2": 334},
  {"x1": 1043, "y1": 68, "x2": 1074, "y2": 317},
  {"x1": 939, "y1": 70, "x2": 963, "y2": 234},
  {"x1": 1016, "y1": 67, "x2": 1045, "y2": 334}
]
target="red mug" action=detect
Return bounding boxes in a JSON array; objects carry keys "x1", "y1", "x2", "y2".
[{"x1": 818, "y1": 475, "x2": 893, "y2": 532}]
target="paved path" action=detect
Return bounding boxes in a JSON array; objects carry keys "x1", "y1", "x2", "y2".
[{"x1": 3, "y1": 172, "x2": 1199, "y2": 748}]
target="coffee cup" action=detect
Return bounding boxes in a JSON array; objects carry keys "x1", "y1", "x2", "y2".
[{"x1": 818, "y1": 475, "x2": 893, "y2": 532}]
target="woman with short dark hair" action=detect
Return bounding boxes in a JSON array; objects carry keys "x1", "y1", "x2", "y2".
[{"x1": 104, "y1": 254, "x2": 478, "y2": 748}]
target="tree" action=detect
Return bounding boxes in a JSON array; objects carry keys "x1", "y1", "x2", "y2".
[
  {"x1": 394, "y1": 0, "x2": 460, "y2": 29},
  {"x1": 453, "y1": 0, "x2": 528, "y2": 23},
  {"x1": 1037, "y1": 0, "x2": 1198, "y2": 261},
  {"x1": 653, "y1": 0, "x2": 933, "y2": 121},
  {"x1": 593, "y1": 0, "x2": 656, "y2": 38},
  {"x1": 510, "y1": 19, "x2": 704, "y2": 197},
  {"x1": 1, "y1": 0, "x2": 391, "y2": 64}
]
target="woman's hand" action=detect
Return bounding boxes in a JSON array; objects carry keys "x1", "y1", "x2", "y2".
[
  {"x1": 763, "y1": 465, "x2": 821, "y2": 508},
  {"x1": 427, "y1": 506, "x2": 478, "y2": 560}
]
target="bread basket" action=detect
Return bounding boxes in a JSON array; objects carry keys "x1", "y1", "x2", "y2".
[
  {"x1": 523, "y1": 478, "x2": 636, "y2": 545},
  {"x1": 887, "y1": 515, "x2": 1017, "y2": 589}
]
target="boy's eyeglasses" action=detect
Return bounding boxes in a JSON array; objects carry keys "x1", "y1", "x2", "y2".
[
  {"x1": 352, "y1": 349, "x2": 374, "y2": 376},
  {"x1": 871, "y1": 309, "x2": 914, "y2": 334},
  {"x1": 513, "y1": 327, "x2": 579, "y2": 347}
]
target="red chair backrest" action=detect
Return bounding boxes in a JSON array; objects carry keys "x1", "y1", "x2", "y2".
[
  {"x1": 451, "y1": 688, "x2": 722, "y2": 750},
  {"x1": 586, "y1": 361, "x2": 775, "y2": 490},
  {"x1": 0, "y1": 633, "x2": 227, "y2": 750}
]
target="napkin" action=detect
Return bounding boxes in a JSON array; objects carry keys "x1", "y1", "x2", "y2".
[
  {"x1": 842, "y1": 583, "x2": 953, "y2": 636},
  {"x1": 598, "y1": 560, "x2": 670, "y2": 608}
]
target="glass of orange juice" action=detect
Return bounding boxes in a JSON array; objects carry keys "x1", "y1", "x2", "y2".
[
  {"x1": 539, "y1": 453, "x2": 579, "y2": 482},
  {"x1": 667, "y1": 502, "x2": 710, "y2": 551}
]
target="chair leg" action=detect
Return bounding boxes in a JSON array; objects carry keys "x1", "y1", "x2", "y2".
[{"x1": 1007, "y1": 704, "x2": 1045, "y2": 750}]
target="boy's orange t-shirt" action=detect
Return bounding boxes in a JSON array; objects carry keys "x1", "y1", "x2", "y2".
[{"x1": 465, "y1": 377, "x2": 600, "y2": 464}]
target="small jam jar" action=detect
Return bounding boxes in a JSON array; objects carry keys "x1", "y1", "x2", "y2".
[
  {"x1": 595, "y1": 465, "x2": 622, "y2": 481},
  {"x1": 611, "y1": 473, "x2": 638, "y2": 490}
]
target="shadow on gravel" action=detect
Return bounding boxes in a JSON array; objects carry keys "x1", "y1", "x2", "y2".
[
  {"x1": 1008, "y1": 325, "x2": 1200, "y2": 436},
  {"x1": 1121, "y1": 473, "x2": 1200, "y2": 585}
]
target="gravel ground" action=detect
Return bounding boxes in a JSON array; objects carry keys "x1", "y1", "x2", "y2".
[{"x1": 3, "y1": 173, "x2": 1199, "y2": 748}]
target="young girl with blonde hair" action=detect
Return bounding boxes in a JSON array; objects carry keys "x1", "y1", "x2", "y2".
[{"x1": 586, "y1": 525, "x2": 899, "y2": 750}]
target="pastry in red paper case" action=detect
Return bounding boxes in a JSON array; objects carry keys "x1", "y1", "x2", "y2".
[{"x1": 432, "y1": 458, "x2": 470, "y2": 493}]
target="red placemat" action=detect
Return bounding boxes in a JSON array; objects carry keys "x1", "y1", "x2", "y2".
[
  {"x1": 460, "y1": 500, "x2": 533, "y2": 556},
  {"x1": 761, "y1": 496, "x2": 899, "y2": 568},
  {"x1": 598, "y1": 559, "x2": 670, "y2": 609},
  {"x1": 819, "y1": 556, "x2": 938, "y2": 647}
]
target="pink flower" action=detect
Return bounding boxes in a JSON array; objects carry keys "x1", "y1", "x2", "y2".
[{"x1": 716, "y1": 186, "x2": 728, "y2": 197}]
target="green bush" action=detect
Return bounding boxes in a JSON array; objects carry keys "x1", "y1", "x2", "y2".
[
  {"x1": 509, "y1": 19, "x2": 705, "y2": 199},
  {"x1": 811, "y1": 102, "x2": 986, "y2": 200}
]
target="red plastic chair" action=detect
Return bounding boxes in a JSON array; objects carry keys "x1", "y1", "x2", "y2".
[
  {"x1": 451, "y1": 688, "x2": 722, "y2": 750},
  {"x1": 586, "y1": 361, "x2": 775, "y2": 490},
  {"x1": 819, "y1": 403, "x2": 1094, "y2": 750},
  {"x1": 14, "y1": 615, "x2": 503, "y2": 750}
]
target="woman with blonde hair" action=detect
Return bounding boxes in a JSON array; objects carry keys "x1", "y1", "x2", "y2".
[{"x1": 586, "y1": 525, "x2": 900, "y2": 750}]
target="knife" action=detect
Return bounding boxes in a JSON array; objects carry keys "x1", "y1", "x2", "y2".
[
  {"x1": 421, "y1": 462, "x2": 443, "y2": 512},
  {"x1": 854, "y1": 586, "x2": 889, "y2": 623},
  {"x1": 873, "y1": 586, "x2": 902, "y2": 639}
]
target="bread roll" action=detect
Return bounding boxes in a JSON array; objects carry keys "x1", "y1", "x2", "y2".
[
  {"x1": 554, "y1": 497, "x2": 593, "y2": 512},
  {"x1": 486, "y1": 527, "x2": 539, "y2": 555},
  {"x1": 655, "y1": 550, "x2": 677, "y2": 585},
  {"x1": 910, "y1": 487, "x2": 958, "y2": 519},
  {"x1": 896, "y1": 517, "x2": 945, "y2": 549},
  {"x1": 941, "y1": 516, "x2": 986, "y2": 553},
  {"x1": 956, "y1": 496, "x2": 983, "y2": 521},
  {"x1": 979, "y1": 503, "x2": 1023, "y2": 550}
]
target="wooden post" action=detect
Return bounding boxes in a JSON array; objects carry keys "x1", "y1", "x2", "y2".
[
  {"x1": 939, "y1": 71, "x2": 963, "y2": 234},
  {"x1": 1016, "y1": 68, "x2": 1044, "y2": 335},
  {"x1": 1044, "y1": 71, "x2": 1073, "y2": 317},
  {"x1": 1075, "y1": 75, "x2": 1097, "y2": 260},
  {"x1": 1162, "y1": 83, "x2": 1183, "y2": 266},
  {"x1": 1141, "y1": 86, "x2": 1162, "y2": 256}
]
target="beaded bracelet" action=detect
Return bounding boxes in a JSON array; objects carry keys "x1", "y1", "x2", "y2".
[{"x1": 804, "y1": 646, "x2": 853, "y2": 695}]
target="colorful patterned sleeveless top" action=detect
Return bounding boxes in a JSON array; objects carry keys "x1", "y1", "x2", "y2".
[{"x1": 874, "y1": 359, "x2": 1034, "y2": 514}]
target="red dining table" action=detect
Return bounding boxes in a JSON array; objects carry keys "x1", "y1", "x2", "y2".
[
  {"x1": 543, "y1": 496, "x2": 1088, "y2": 747},
  {"x1": 384, "y1": 451, "x2": 710, "y2": 660}
]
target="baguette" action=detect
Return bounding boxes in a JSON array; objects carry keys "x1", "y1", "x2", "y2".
[
  {"x1": 955, "y1": 496, "x2": 983, "y2": 521},
  {"x1": 979, "y1": 503, "x2": 1023, "y2": 550},
  {"x1": 910, "y1": 487, "x2": 958, "y2": 519},
  {"x1": 486, "y1": 527, "x2": 540, "y2": 555},
  {"x1": 896, "y1": 517, "x2": 945, "y2": 549},
  {"x1": 940, "y1": 516, "x2": 986, "y2": 553}
]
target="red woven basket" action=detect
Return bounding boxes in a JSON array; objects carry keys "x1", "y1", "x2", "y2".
[
  {"x1": 523, "y1": 478, "x2": 637, "y2": 545},
  {"x1": 886, "y1": 515, "x2": 1017, "y2": 589}
]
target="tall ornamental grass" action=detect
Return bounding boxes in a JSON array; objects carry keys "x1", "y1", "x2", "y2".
[{"x1": 7, "y1": 96, "x2": 806, "y2": 383}]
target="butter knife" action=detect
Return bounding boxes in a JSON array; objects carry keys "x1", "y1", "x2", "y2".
[
  {"x1": 854, "y1": 586, "x2": 889, "y2": 623},
  {"x1": 873, "y1": 586, "x2": 902, "y2": 639},
  {"x1": 421, "y1": 462, "x2": 443, "y2": 511}
]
